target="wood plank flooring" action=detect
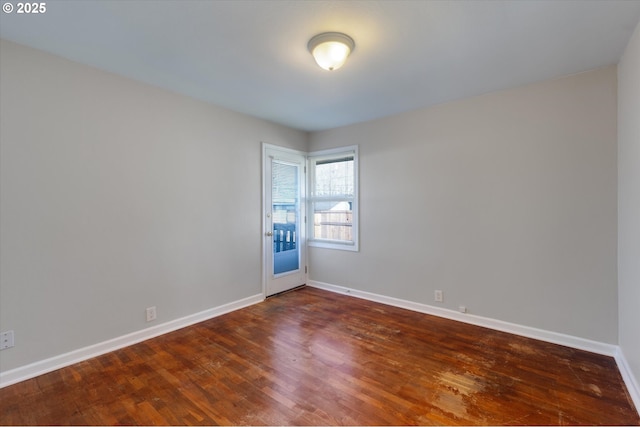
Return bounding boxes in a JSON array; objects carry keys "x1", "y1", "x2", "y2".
[{"x1": 1, "y1": 286, "x2": 638, "y2": 425}]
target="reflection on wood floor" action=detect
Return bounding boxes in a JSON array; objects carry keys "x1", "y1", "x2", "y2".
[{"x1": 1, "y1": 286, "x2": 638, "y2": 425}]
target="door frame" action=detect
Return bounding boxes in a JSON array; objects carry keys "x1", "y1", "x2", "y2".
[{"x1": 262, "y1": 143, "x2": 307, "y2": 297}]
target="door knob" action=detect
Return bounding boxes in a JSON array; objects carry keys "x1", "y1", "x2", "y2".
[{"x1": 265, "y1": 231, "x2": 273, "y2": 236}]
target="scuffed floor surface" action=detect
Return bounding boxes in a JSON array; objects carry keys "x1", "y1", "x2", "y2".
[{"x1": 1, "y1": 287, "x2": 638, "y2": 425}]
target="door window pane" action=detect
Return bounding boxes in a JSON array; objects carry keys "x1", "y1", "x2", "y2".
[{"x1": 272, "y1": 161, "x2": 299, "y2": 275}]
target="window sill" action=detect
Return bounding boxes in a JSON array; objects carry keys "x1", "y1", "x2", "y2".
[{"x1": 308, "y1": 240, "x2": 359, "y2": 252}]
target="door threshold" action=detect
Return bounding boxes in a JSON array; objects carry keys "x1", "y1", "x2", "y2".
[{"x1": 266, "y1": 284, "x2": 307, "y2": 299}]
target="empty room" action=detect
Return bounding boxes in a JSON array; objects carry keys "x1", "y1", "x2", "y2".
[{"x1": 1, "y1": 0, "x2": 640, "y2": 425}]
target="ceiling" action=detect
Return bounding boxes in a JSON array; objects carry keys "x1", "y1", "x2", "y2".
[{"x1": 1, "y1": 0, "x2": 640, "y2": 132}]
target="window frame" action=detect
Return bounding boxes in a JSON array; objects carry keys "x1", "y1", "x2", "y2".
[{"x1": 307, "y1": 145, "x2": 359, "y2": 252}]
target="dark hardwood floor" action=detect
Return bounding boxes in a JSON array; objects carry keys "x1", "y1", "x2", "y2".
[{"x1": 1, "y1": 286, "x2": 638, "y2": 425}]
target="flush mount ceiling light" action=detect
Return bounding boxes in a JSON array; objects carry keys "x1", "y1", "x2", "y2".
[{"x1": 307, "y1": 32, "x2": 355, "y2": 71}]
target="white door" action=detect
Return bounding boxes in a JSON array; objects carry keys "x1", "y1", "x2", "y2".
[{"x1": 263, "y1": 144, "x2": 306, "y2": 296}]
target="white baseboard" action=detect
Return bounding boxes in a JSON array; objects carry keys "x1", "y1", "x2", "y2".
[
  {"x1": 309, "y1": 280, "x2": 640, "y2": 410},
  {"x1": 0, "y1": 293, "x2": 264, "y2": 388},
  {"x1": 308, "y1": 280, "x2": 618, "y2": 356},
  {"x1": 615, "y1": 347, "x2": 640, "y2": 412}
]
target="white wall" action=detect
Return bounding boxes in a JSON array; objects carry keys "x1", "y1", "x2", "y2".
[
  {"x1": 618, "y1": 20, "x2": 640, "y2": 388},
  {"x1": 309, "y1": 67, "x2": 618, "y2": 343},
  {"x1": 0, "y1": 39, "x2": 307, "y2": 372},
  {"x1": 0, "y1": 34, "x2": 628, "y2": 378}
]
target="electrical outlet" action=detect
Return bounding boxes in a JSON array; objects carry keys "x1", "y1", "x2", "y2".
[
  {"x1": 434, "y1": 290, "x2": 443, "y2": 302},
  {"x1": 146, "y1": 306, "x2": 157, "y2": 322},
  {"x1": 459, "y1": 305, "x2": 467, "y2": 313},
  {"x1": 0, "y1": 330, "x2": 15, "y2": 350}
]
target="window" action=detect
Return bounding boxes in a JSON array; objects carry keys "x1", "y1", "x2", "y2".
[{"x1": 308, "y1": 146, "x2": 358, "y2": 251}]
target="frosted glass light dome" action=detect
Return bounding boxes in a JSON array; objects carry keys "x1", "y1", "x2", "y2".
[{"x1": 308, "y1": 32, "x2": 355, "y2": 71}]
